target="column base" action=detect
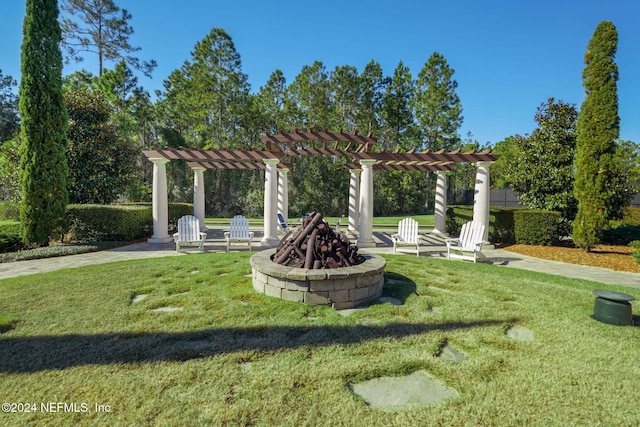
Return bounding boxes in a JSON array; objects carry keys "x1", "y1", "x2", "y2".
[
  {"x1": 148, "y1": 235, "x2": 173, "y2": 244},
  {"x1": 261, "y1": 236, "x2": 280, "y2": 247},
  {"x1": 356, "y1": 238, "x2": 376, "y2": 248}
]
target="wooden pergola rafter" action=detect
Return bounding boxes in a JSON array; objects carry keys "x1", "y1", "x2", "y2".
[
  {"x1": 143, "y1": 129, "x2": 498, "y2": 171},
  {"x1": 143, "y1": 129, "x2": 499, "y2": 248}
]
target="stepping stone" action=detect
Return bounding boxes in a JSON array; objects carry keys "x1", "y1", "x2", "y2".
[
  {"x1": 337, "y1": 307, "x2": 366, "y2": 317},
  {"x1": 379, "y1": 297, "x2": 403, "y2": 306},
  {"x1": 506, "y1": 325, "x2": 534, "y2": 341},
  {"x1": 151, "y1": 307, "x2": 184, "y2": 313},
  {"x1": 439, "y1": 344, "x2": 466, "y2": 362},
  {"x1": 131, "y1": 294, "x2": 148, "y2": 304},
  {"x1": 351, "y1": 370, "x2": 458, "y2": 410},
  {"x1": 170, "y1": 291, "x2": 189, "y2": 297}
]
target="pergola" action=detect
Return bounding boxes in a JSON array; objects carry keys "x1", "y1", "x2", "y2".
[{"x1": 143, "y1": 130, "x2": 499, "y2": 247}]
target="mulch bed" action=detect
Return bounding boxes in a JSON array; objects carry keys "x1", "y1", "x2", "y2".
[{"x1": 500, "y1": 242, "x2": 640, "y2": 273}]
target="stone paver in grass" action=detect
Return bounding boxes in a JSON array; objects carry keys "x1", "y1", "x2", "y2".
[
  {"x1": 337, "y1": 307, "x2": 367, "y2": 317},
  {"x1": 438, "y1": 343, "x2": 467, "y2": 362},
  {"x1": 351, "y1": 370, "x2": 458, "y2": 410},
  {"x1": 131, "y1": 294, "x2": 148, "y2": 304},
  {"x1": 378, "y1": 296, "x2": 403, "y2": 306},
  {"x1": 506, "y1": 325, "x2": 534, "y2": 341},
  {"x1": 151, "y1": 307, "x2": 184, "y2": 313}
]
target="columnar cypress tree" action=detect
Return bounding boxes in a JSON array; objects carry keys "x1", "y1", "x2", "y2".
[
  {"x1": 572, "y1": 21, "x2": 619, "y2": 252},
  {"x1": 19, "y1": 0, "x2": 69, "y2": 246}
]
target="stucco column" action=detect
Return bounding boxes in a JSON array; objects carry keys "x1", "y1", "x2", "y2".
[
  {"x1": 473, "y1": 161, "x2": 493, "y2": 241},
  {"x1": 433, "y1": 170, "x2": 448, "y2": 235},
  {"x1": 262, "y1": 159, "x2": 280, "y2": 246},
  {"x1": 277, "y1": 167, "x2": 289, "y2": 224},
  {"x1": 148, "y1": 157, "x2": 173, "y2": 243},
  {"x1": 192, "y1": 166, "x2": 207, "y2": 232},
  {"x1": 348, "y1": 168, "x2": 361, "y2": 235},
  {"x1": 357, "y1": 159, "x2": 376, "y2": 248}
]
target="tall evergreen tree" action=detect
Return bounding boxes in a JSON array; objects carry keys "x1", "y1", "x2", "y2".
[
  {"x1": 60, "y1": 0, "x2": 156, "y2": 77},
  {"x1": 381, "y1": 60, "x2": 416, "y2": 150},
  {"x1": 504, "y1": 98, "x2": 578, "y2": 219},
  {"x1": 573, "y1": 21, "x2": 620, "y2": 251},
  {"x1": 0, "y1": 70, "x2": 19, "y2": 143},
  {"x1": 414, "y1": 52, "x2": 463, "y2": 151},
  {"x1": 285, "y1": 61, "x2": 333, "y2": 130},
  {"x1": 254, "y1": 70, "x2": 288, "y2": 134},
  {"x1": 330, "y1": 65, "x2": 360, "y2": 132},
  {"x1": 19, "y1": 0, "x2": 69, "y2": 245},
  {"x1": 356, "y1": 60, "x2": 386, "y2": 136},
  {"x1": 413, "y1": 52, "x2": 463, "y2": 209}
]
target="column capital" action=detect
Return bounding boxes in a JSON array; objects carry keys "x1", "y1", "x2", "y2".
[
  {"x1": 149, "y1": 157, "x2": 170, "y2": 165},
  {"x1": 475, "y1": 161, "x2": 494, "y2": 168},
  {"x1": 263, "y1": 158, "x2": 280, "y2": 166},
  {"x1": 349, "y1": 168, "x2": 362, "y2": 175},
  {"x1": 190, "y1": 165, "x2": 207, "y2": 172},
  {"x1": 359, "y1": 159, "x2": 376, "y2": 167},
  {"x1": 277, "y1": 167, "x2": 290, "y2": 173},
  {"x1": 436, "y1": 170, "x2": 449, "y2": 176}
]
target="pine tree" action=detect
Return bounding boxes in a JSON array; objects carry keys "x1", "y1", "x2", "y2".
[
  {"x1": 61, "y1": 0, "x2": 156, "y2": 77},
  {"x1": 19, "y1": 0, "x2": 69, "y2": 246},
  {"x1": 573, "y1": 21, "x2": 619, "y2": 251}
]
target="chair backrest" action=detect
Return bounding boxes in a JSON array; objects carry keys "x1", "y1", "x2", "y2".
[
  {"x1": 229, "y1": 215, "x2": 251, "y2": 239},
  {"x1": 177, "y1": 215, "x2": 201, "y2": 241},
  {"x1": 277, "y1": 213, "x2": 287, "y2": 229},
  {"x1": 458, "y1": 221, "x2": 485, "y2": 250},
  {"x1": 397, "y1": 218, "x2": 419, "y2": 243}
]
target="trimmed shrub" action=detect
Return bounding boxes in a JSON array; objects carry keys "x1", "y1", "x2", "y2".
[
  {"x1": 66, "y1": 203, "x2": 195, "y2": 242},
  {"x1": 66, "y1": 204, "x2": 152, "y2": 242},
  {"x1": 0, "y1": 201, "x2": 20, "y2": 220},
  {"x1": 622, "y1": 207, "x2": 640, "y2": 226},
  {"x1": 168, "y1": 203, "x2": 194, "y2": 231},
  {"x1": 514, "y1": 210, "x2": 561, "y2": 246},
  {"x1": 0, "y1": 222, "x2": 22, "y2": 252},
  {"x1": 630, "y1": 240, "x2": 640, "y2": 264},
  {"x1": 445, "y1": 206, "x2": 516, "y2": 244}
]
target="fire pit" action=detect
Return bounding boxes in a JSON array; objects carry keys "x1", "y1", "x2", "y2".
[{"x1": 249, "y1": 212, "x2": 386, "y2": 309}]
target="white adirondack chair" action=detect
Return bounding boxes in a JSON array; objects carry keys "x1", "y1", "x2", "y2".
[
  {"x1": 277, "y1": 213, "x2": 297, "y2": 236},
  {"x1": 224, "y1": 215, "x2": 254, "y2": 252},
  {"x1": 391, "y1": 218, "x2": 421, "y2": 256},
  {"x1": 445, "y1": 221, "x2": 486, "y2": 263},
  {"x1": 173, "y1": 215, "x2": 207, "y2": 254}
]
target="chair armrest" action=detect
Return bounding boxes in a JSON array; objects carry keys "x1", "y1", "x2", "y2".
[
  {"x1": 223, "y1": 232, "x2": 230, "y2": 238},
  {"x1": 173, "y1": 233, "x2": 179, "y2": 242},
  {"x1": 199, "y1": 232, "x2": 207, "y2": 240},
  {"x1": 249, "y1": 232, "x2": 255, "y2": 239}
]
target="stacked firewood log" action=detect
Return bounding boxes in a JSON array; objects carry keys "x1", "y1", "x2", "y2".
[{"x1": 271, "y1": 212, "x2": 364, "y2": 269}]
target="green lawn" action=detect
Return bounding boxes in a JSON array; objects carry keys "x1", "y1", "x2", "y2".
[{"x1": 0, "y1": 253, "x2": 638, "y2": 426}]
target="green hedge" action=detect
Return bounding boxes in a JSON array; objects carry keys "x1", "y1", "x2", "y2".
[
  {"x1": 66, "y1": 203, "x2": 194, "y2": 242},
  {"x1": 445, "y1": 206, "x2": 516, "y2": 244},
  {"x1": 513, "y1": 210, "x2": 561, "y2": 246},
  {"x1": 0, "y1": 201, "x2": 20, "y2": 221},
  {"x1": 446, "y1": 206, "x2": 560, "y2": 245},
  {"x1": 0, "y1": 222, "x2": 22, "y2": 252}
]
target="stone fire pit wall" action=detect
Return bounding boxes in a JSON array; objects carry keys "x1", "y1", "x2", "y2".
[{"x1": 250, "y1": 249, "x2": 386, "y2": 310}]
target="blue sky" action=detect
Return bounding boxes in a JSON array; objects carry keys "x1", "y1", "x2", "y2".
[{"x1": 1, "y1": 0, "x2": 638, "y2": 146}]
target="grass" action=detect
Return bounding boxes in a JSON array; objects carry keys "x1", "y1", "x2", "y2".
[{"x1": 0, "y1": 253, "x2": 638, "y2": 426}]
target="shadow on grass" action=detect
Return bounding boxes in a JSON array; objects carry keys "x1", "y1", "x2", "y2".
[
  {"x1": 0, "y1": 320, "x2": 514, "y2": 373},
  {"x1": 383, "y1": 272, "x2": 417, "y2": 303}
]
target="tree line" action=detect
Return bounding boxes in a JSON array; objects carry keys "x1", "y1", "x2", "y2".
[{"x1": 2, "y1": 1, "x2": 638, "y2": 250}]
